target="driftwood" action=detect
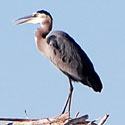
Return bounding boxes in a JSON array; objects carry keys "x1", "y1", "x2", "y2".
[{"x1": 0, "y1": 112, "x2": 109, "y2": 125}]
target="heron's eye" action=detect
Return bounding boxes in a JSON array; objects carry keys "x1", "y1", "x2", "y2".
[
  {"x1": 33, "y1": 14, "x2": 38, "y2": 17},
  {"x1": 33, "y1": 14, "x2": 37, "y2": 17}
]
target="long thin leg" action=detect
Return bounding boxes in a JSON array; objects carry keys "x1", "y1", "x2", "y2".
[
  {"x1": 61, "y1": 78, "x2": 73, "y2": 114},
  {"x1": 68, "y1": 79, "x2": 73, "y2": 113}
]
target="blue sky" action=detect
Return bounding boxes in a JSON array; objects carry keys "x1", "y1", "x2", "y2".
[{"x1": 0, "y1": 0, "x2": 125, "y2": 124}]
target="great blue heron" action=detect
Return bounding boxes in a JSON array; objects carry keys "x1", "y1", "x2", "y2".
[{"x1": 16, "y1": 10, "x2": 103, "y2": 114}]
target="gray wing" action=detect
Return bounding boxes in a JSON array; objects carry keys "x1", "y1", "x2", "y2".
[
  {"x1": 46, "y1": 31, "x2": 102, "y2": 92},
  {"x1": 46, "y1": 31, "x2": 94, "y2": 80}
]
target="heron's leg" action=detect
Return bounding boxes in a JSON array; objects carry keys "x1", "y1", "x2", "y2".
[
  {"x1": 61, "y1": 78, "x2": 73, "y2": 114},
  {"x1": 68, "y1": 79, "x2": 73, "y2": 113}
]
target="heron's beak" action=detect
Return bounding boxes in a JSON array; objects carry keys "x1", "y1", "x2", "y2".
[{"x1": 15, "y1": 15, "x2": 37, "y2": 25}]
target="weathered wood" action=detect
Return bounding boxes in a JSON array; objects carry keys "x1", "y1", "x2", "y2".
[{"x1": 0, "y1": 112, "x2": 109, "y2": 125}]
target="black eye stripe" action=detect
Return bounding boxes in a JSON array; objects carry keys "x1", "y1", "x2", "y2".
[
  {"x1": 33, "y1": 13, "x2": 46, "y2": 18},
  {"x1": 35, "y1": 10, "x2": 53, "y2": 21}
]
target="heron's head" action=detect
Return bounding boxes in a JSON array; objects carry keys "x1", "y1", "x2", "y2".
[{"x1": 16, "y1": 10, "x2": 53, "y2": 27}]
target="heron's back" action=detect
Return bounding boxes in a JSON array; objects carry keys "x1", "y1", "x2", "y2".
[{"x1": 46, "y1": 31, "x2": 102, "y2": 92}]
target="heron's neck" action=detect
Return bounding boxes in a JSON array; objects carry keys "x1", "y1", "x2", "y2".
[
  {"x1": 36, "y1": 23, "x2": 52, "y2": 38},
  {"x1": 35, "y1": 23, "x2": 52, "y2": 57}
]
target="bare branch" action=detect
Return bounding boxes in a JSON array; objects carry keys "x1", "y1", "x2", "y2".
[{"x1": 0, "y1": 112, "x2": 109, "y2": 125}]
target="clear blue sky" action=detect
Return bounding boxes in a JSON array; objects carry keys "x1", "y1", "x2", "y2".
[{"x1": 0, "y1": 0, "x2": 125, "y2": 124}]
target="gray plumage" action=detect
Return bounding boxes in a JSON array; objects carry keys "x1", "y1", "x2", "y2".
[{"x1": 47, "y1": 31, "x2": 102, "y2": 92}]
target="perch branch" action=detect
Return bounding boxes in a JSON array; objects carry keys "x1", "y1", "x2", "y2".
[{"x1": 0, "y1": 112, "x2": 109, "y2": 125}]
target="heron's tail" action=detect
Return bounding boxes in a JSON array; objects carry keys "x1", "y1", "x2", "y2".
[{"x1": 86, "y1": 71, "x2": 103, "y2": 92}]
